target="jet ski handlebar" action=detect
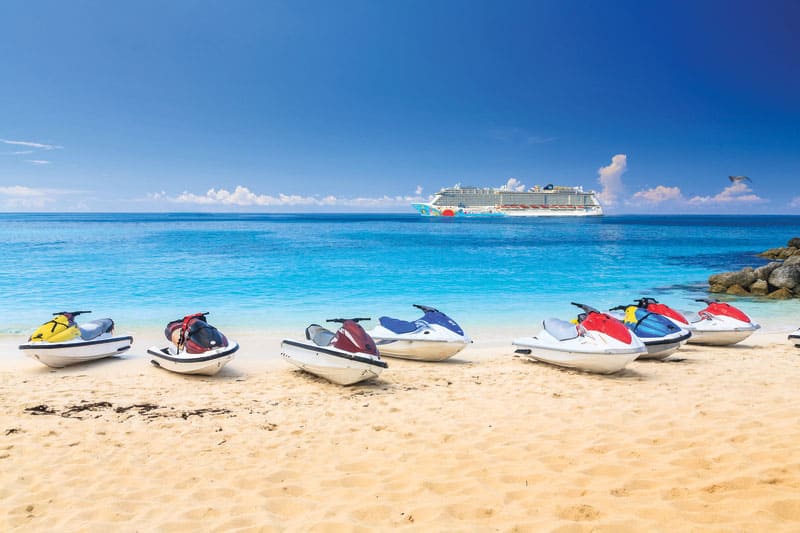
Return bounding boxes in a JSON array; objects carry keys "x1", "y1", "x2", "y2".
[
  {"x1": 326, "y1": 317, "x2": 371, "y2": 324},
  {"x1": 608, "y1": 305, "x2": 628, "y2": 311},
  {"x1": 52, "y1": 310, "x2": 91, "y2": 317},
  {"x1": 694, "y1": 298, "x2": 718, "y2": 304},
  {"x1": 634, "y1": 297, "x2": 659, "y2": 306},
  {"x1": 571, "y1": 302, "x2": 600, "y2": 314},
  {"x1": 413, "y1": 304, "x2": 439, "y2": 313}
]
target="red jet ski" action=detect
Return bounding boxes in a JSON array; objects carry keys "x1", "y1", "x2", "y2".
[{"x1": 281, "y1": 318, "x2": 388, "y2": 385}]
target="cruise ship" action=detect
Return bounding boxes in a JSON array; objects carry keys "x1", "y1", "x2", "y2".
[{"x1": 412, "y1": 183, "x2": 603, "y2": 217}]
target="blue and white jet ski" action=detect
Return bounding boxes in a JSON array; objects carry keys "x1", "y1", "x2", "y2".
[
  {"x1": 367, "y1": 305, "x2": 472, "y2": 361},
  {"x1": 609, "y1": 304, "x2": 692, "y2": 359},
  {"x1": 789, "y1": 328, "x2": 800, "y2": 348}
]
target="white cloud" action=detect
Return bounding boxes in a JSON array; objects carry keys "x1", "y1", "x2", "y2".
[
  {"x1": 155, "y1": 185, "x2": 428, "y2": 209},
  {"x1": 597, "y1": 154, "x2": 627, "y2": 207},
  {"x1": 415, "y1": 185, "x2": 423, "y2": 195},
  {"x1": 0, "y1": 185, "x2": 86, "y2": 210},
  {"x1": 632, "y1": 185, "x2": 684, "y2": 204},
  {"x1": 789, "y1": 196, "x2": 800, "y2": 208},
  {"x1": 0, "y1": 185, "x2": 80, "y2": 209},
  {"x1": 26, "y1": 159, "x2": 51, "y2": 165},
  {"x1": 498, "y1": 178, "x2": 526, "y2": 192},
  {"x1": 687, "y1": 182, "x2": 765, "y2": 205},
  {"x1": 0, "y1": 185, "x2": 47, "y2": 197},
  {"x1": 0, "y1": 139, "x2": 63, "y2": 150}
]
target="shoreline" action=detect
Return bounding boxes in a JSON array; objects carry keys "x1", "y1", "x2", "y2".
[
  {"x1": 2, "y1": 317, "x2": 798, "y2": 364},
  {"x1": 3, "y1": 330, "x2": 800, "y2": 530}
]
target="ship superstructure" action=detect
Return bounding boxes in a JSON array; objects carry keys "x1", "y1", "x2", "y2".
[{"x1": 412, "y1": 184, "x2": 603, "y2": 217}]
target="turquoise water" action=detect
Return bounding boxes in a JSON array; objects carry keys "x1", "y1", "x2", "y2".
[{"x1": 1, "y1": 213, "x2": 799, "y2": 334}]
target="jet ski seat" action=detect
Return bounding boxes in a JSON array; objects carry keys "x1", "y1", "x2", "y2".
[
  {"x1": 543, "y1": 318, "x2": 579, "y2": 341},
  {"x1": 306, "y1": 324, "x2": 336, "y2": 346},
  {"x1": 79, "y1": 318, "x2": 114, "y2": 340},
  {"x1": 378, "y1": 316, "x2": 424, "y2": 334},
  {"x1": 683, "y1": 311, "x2": 704, "y2": 324}
]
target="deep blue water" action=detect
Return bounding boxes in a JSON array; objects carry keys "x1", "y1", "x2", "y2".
[{"x1": 1, "y1": 213, "x2": 799, "y2": 334}]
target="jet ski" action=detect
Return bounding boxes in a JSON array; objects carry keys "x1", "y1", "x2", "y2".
[
  {"x1": 512, "y1": 303, "x2": 646, "y2": 374},
  {"x1": 147, "y1": 312, "x2": 238, "y2": 376},
  {"x1": 633, "y1": 297, "x2": 759, "y2": 346},
  {"x1": 788, "y1": 328, "x2": 799, "y2": 348},
  {"x1": 281, "y1": 318, "x2": 387, "y2": 385},
  {"x1": 367, "y1": 304, "x2": 472, "y2": 361},
  {"x1": 19, "y1": 311, "x2": 133, "y2": 368},
  {"x1": 608, "y1": 304, "x2": 692, "y2": 359}
]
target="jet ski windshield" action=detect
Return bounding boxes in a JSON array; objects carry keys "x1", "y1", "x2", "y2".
[{"x1": 417, "y1": 308, "x2": 464, "y2": 335}]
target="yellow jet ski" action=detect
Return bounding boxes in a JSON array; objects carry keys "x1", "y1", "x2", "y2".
[{"x1": 19, "y1": 311, "x2": 133, "y2": 368}]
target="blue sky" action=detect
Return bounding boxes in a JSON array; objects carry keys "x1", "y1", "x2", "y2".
[{"x1": 1, "y1": 0, "x2": 798, "y2": 213}]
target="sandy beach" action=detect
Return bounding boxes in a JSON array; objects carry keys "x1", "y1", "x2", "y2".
[{"x1": 2, "y1": 329, "x2": 800, "y2": 531}]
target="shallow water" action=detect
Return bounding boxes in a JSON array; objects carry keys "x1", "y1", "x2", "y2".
[{"x1": 2, "y1": 213, "x2": 799, "y2": 335}]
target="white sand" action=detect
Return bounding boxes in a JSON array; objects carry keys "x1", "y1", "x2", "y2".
[{"x1": 2, "y1": 330, "x2": 800, "y2": 531}]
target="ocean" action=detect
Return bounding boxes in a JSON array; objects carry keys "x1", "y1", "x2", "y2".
[{"x1": 2, "y1": 213, "x2": 799, "y2": 335}]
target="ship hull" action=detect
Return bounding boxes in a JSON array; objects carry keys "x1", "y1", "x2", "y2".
[{"x1": 412, "y1": 203, "x2": 603, "y2": 217}]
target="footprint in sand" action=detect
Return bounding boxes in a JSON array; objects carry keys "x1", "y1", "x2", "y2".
[{"x1": 557, "y1": 503, "x2": 601, "y2": 521}]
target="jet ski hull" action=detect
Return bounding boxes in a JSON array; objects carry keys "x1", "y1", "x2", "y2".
[
  {"x1": 19, "y1": 335, "x2": 133, "y2": 368},
  {"x1": 147, "y1": 342, "x2": 239, "y2": 376},
  {"x1": 513, "y1": 336, "x2": 643, "y2": 374},
  {"x1": 373, "y1": 339, "x2": 469, "y2": 361},
  {"x1": 790, "y1": 329, "x2": 800, "y2": 347},
  {"x1": 281, "y1": 339, "x2": 387, "y2": 385},
  {"x1": 686, "y1": 327, "x2": 757, "y2": 346},
  {"x1": 659, "y1": 313, "x2": 759, "y2": 347},
  {"x1": 639, "y1": 331, "x2": 693, "y2": 359}
]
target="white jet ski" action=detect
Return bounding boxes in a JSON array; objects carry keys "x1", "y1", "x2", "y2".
[
  {"x1": 788, "y1": 328, "x2": 799, "y2": 348},
  {"x1": 281, "y1": 318, "x2": 387, "y2": 385},
  {"x1": 608, "y1": 304, "x2": 692, "y2": 359},
  {"x1": 513, "y1": 304, "x2": 646, "y2": 374},
  {"x1": 19, "y1": 311, "x2": 133, "y2": 368},
  {"x1": 147, "y1": 312, "x2": 238, "y2": 376},
  {"x1": 367, "y1": 304, "x2": 471, "y2": 361},
  {"x1": 634, "y1": 298, "x2": 759, "y2": 346}
]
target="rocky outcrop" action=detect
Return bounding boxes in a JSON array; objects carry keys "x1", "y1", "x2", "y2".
[
  {"x1": 759, "y1": 246, "x2": 798, "y2": 260},
  {"x1": 708, "y1": 237, "x2": 800, "y2": 299}
]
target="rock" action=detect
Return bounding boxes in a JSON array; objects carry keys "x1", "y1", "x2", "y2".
[
  {"x1": 749, "y1": 279, "x2": 769, "y2": 295},
  {"x1": 768, "y1": 264, "x2": 800, "y2": 290},
  {"x1": 726, "y1": 284, "x2": 750, "y2": 296},
  {"x1": 759, "y1": 246, "x2": 798, "y2": 260},
  {"x1": 784, "y1": 255, "x2": 800, "y2": 266},
  {"x1": 708, "y1": 269, "x2": 757, "y2": 290},
  {"x1": 759, "y1": 247, "x2": 785, "y2": 259},
  {"x1": 709, "y1": 238, "x2": 800, "y2": 299},
  {"x1": 754, "y1": 261, "x2": 782, "y2": 280},
  {"x1": 767, "y1": 287, "x2": 793, "y2": 300}
]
